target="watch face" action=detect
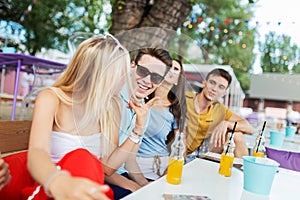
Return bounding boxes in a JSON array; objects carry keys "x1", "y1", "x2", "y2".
[{"x1": 129, "y1": 134, "x2": 141, "y2": 144}]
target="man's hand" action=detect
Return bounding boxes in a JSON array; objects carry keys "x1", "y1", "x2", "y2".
[
  {"x1": 209, "y1": 121, "x2": 229, "y2": 148},
  {"x1": 105, "y1": 173, "x2": 142, "y2": 192},
  {"x1": 128, "y1": 172, "x2": 149, "y2": 187}
]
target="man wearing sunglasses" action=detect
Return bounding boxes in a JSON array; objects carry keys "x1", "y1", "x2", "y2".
[
  {"x1": 132, "y1": 49, "x2": 172, "y2": 99},
  {"x1": 105, "y1": 48, "x2": 172, "y2": 199}
]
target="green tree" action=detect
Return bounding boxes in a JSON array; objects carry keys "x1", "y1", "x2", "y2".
[
  {"x1": 108, "y1": 0, "x2": 257, "y2": 90},
  {"x1": 179, "y1": 0, "x2": 256, "y2": 91},
  {"x1": 292, "y1": 48, "x2": 300, "y2": 73},
  {"x1": 1, "y1": 0, "x2": 193, "y2": 54},
  {"x1": 1, "y1": 0, "x2": 258, "y2": 91},
  {"x1": 259, "y1": 32, "x2": 300, "y2": 73},
  {"x1": 0, "y1": 0, "x2": 109, "y2": 55}
]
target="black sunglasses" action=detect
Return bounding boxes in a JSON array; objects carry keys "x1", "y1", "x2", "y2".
[{"x1": 136, "y1": 64, "x2": 166, "y2": 84}]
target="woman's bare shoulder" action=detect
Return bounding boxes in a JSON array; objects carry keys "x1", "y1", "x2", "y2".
[{"x1": 35, "y1": 88, "x2": 60, "y2": 105}]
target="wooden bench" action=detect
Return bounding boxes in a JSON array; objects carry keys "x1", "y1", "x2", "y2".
[
  {"x1": 0, "y1": 120, "x2": 31, "y2": 155},
  {"x1": 0, "y1": 120, "x2": 33, "y2": 200},
  {"x1": 0, "y1": 94, "x2": 24, "y2": 104}
]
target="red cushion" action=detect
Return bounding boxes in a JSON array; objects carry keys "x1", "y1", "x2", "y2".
[
  {"x1": 57, "y1": 149, "x2": 114, "y2": 199},
  {"x1": 0, "y1": 151, "x2": 35, "y2": 200},
  {"x1": 22, "y1": 149, "x2": 114, "y2": 200}
]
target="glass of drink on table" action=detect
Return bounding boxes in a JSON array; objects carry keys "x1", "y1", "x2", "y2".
[
  {"x1": 219, "y1": 122, "x2": 237, "y2": 177},
  {"x1": 253, "y1": 121, "x2": 266, "y2": 157}
]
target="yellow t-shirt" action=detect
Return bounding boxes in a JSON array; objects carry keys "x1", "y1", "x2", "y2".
[{"x1": 185, "y1": 91, "x2": 233, "y2": 154}]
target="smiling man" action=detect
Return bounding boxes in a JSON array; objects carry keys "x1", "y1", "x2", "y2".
[
  {"x1": 118, "y1": 48, "x2": 172, "y2": 141},
  {"x1": 185, "y1": 68, "x2": 253, "y2": 161},
  {"x1": 132, "y1": 49, "x2": 171, "y2": 99},
  {"x1": 105, "y1": 48, "x2": 173, "y2": 200}
]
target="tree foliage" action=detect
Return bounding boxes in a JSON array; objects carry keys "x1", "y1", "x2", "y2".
[
  {"x1": 1, "y1": 0, "x2": 278, "y2": 92},
  {"x1": 259, "y1": 32, "x2": 300, "y2": 74},
  {"x1": 180, "y1": 0, "x2": 256, "y2": 90},
  {"x1": 0, "y1": 0, "x2": 109, "y2": 55}
]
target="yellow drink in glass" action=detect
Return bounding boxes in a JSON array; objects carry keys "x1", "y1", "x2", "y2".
[
  {"x1": 166, "y1": 158, "x2": 184, "y2": 184},
  {"x1": 219, "y1": 153, "x2": 234, "y2": 177},
  {"x1": 253, "y1": 151, "x2": 265, "y2": 157}
]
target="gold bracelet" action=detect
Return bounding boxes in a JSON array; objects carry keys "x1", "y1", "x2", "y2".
[{"x1": 43, "y1": 166, "x2": 70, "y2": 197}]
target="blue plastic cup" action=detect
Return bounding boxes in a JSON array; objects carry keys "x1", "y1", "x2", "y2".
[
  {"x1": 285, "y1": 126, "x2": 297, "y2": 139},
  {"x1": 243, "y1": 156, "x2": 280, "y2": 195},
  {"x1": 269, "y1": 131, "x2": 285, "y2": 148}
]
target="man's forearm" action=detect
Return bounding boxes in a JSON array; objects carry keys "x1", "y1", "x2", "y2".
[
  {"x1": 227, "y1": 119, "x2": 253, "y2": 134},
  {"x1": 125, "y1": 151, "x2": 149, "y2": 186},
  {"x1": 128, "y1": 172, "x2": 149, "y2": 186},
  {"x1": 105, "y1": 173, "x2": 141, "y2": 192}
]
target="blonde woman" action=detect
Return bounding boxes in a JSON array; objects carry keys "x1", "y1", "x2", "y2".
[{"x1": 26, "y1": 35, "x2": 157, "y2": 200}]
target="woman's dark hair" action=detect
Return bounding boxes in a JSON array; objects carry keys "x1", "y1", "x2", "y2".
[
  {"x1": 166, "y1": 59, "x2": 186, "y2": 145},
  {"x1": 146, "y1": 58, "x2": 187, "y2": 145},
  {"x1": 168, "y1": 59, "x2": 186, "y2": 125}
]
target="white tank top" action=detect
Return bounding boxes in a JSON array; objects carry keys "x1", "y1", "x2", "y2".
[{"x1": 50, "y1": 131, "x2": 101, "y2": 163}]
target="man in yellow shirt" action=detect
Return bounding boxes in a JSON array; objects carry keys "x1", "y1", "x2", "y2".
[{"x1": 185, "y1": 68, "x2": 253, "y2": 159}]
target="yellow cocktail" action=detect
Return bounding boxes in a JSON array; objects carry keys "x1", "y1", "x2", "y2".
[
  {"x1": 166, "y1": 157, "x2": 184, "y2": 184},
  {"x1": 219, "y1": 153, "x2": 234, "y2": 177},
  {"x1": 253, "y1": 151, "x2": 265, "y2": 157}
]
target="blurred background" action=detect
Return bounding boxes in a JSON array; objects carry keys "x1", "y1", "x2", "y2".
[{"x1": 1, "y1": 0, "x2": 300, "y2": 133}]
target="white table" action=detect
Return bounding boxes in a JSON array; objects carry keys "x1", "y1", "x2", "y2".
[{"x1": 122, "y1": 158, "x2": 300, "y2": 200}]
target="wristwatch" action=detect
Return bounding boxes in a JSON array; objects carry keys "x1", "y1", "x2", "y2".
[{"x1": 129, "y1": 133, "x2": 142, "y2": 144}]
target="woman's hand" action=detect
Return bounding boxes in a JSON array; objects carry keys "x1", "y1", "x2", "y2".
[
  {"x1": 128, "y1": 97, "x2": 160, "y2": 134},
  {"x1": 49, "y1": 175, "x2": 110, "y2": 200},
  {"x1": 0, "y1": 159, "x2": 11, "y2": 190}
]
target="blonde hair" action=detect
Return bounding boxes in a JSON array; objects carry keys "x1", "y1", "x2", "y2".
[{"x1": 53, "y1": 36, "x2": 132, "y2": 156}]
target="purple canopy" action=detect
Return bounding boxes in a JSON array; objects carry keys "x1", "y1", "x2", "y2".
[
  {"x1": 0, "y1": 52, "x2": 66, "y2": 72},
  {"x1": 0, "y1": 52, "x2": 67, "y2": 120}
]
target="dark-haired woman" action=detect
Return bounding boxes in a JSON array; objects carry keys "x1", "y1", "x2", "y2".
[{"x1": 134, "y1": 59, "x2": 186, "y2": 181}]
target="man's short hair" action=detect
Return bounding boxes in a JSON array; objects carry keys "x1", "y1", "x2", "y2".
[
  {"x1": 206, "y1": 68, "x2": 232, "y2": 87},
  {"x1": 134, "y1": 48, "x2": 172, "y2": 68}
]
